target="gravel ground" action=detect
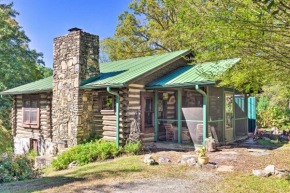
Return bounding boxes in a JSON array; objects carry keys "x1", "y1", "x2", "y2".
[{"x1": 77, "y1": 171, "x2": 221, "y2": 193}]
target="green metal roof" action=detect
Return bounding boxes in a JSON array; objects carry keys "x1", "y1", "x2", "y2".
[
  {"x1": 0, "y1": 76, "x2": 53, "y2": 95},
  {"x1": 146, "y1": 58, "x2": 241, "y2": 88},
  {"x1": 82, "y1": 49, "x2": 191, "y2": 88},
  {"x1": 0, "y1": 50, "x2": 191, "y2": 95},
  {"x1": 0, "y1": 51, "x2": 240, "y2": 95}
]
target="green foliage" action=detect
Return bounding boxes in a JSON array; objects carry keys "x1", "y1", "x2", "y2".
[
  {"x1": 257, "y1": 84, "x2": 290, "y2": 129},
  {"x1": 257, "y1": 106, "x2": 290, "y2": 129},
  {"x1": 257, "y1": 97, "x2": 270, "y2": 111},
  {"x1": 196, "y1": 146, "x2": 207, "y2": 157},
  {"x1": 123, "y1": 142, "x2": 142, "y2": 155},
  {"x1": 102, "y1": 0, "x2": 290, "y2": 94},
  {"x1": 0, "y1": 120, "x2": 12, "y2": 154},
  {"x1": 0, "y1": 2, "x2": 50, "y2": 131},
  {"x1": 0, "y1": 152, "x2": 40, "y2": 183},
  {"x1": 26, "y1": 150, "x2": 37, "y2": 161},
  {"x1": 51, "y1": 140, "x2": 119, "y2": 170}
]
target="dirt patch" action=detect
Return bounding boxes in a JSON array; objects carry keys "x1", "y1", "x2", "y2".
[{"x1": 71, "y1": 171, "x2": 221, "y2": 193}]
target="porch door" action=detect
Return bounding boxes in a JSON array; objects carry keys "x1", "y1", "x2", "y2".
[
  {"x1": 141, "y1": 92, "x2": 155, "y2": 133},
  {"x1": 224, "y1": 92, "x2": 234, "y2": 142}
]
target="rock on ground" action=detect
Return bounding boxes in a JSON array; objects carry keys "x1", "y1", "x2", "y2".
[
  {"x1": 158, "y1": 156, "x2": 171, "y2": 164},
  {"x1": 264, "y1": 165, "x2": 275, "y2": 174},
  {"x1": 252, "y1": 170, "x2": 271, "y2": 177},
  {"x1": 186, "y1": 158, "x2": 196, "y2": 166},
  {"x1": 144, "y1": 155, "x2": 156, "y2": 165},
  {"x1": 275, "y1": 169, "x2": 290, "y2": 178}
]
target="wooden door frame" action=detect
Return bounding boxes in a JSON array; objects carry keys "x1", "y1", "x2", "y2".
[{"x1": 141, "y1": 92, "x2": 155, "y2": 133}]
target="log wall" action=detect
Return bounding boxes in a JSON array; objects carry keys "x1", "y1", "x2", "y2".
[{"x1": 13, "y1": 93, "x2": 54, "y2": 155}]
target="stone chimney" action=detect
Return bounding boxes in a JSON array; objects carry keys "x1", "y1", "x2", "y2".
[{"x1": 52, "y1": 28, "x2": 99, "y2": 151}]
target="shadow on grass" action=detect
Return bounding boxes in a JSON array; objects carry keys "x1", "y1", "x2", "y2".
[
  {"x1": 0, "y1": 176, "x2": 84, "y2": 193},
  {"x1": 0, "y1": 163, "x2": 144, "y2": 193}
]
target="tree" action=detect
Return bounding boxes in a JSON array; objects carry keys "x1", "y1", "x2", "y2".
[
  {"x1": 102, "y1": 0, "x2": 290, "y2": 94},
  {"x1": 0, "y1": 2, "x2": 52, "y2": 129}
]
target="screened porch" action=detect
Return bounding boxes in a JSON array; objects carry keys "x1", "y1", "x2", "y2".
[{"x1": 145, "y1": 86, "x2": 248, "y2": 147}]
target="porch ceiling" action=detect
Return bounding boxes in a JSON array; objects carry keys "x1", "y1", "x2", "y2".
[{"x1": 145, "y1": 58, "x2": 241, "y2": 89}]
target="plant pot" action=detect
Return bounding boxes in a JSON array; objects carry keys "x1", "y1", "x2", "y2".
[{"x1": 198, "y1": 156, "x2": 209, "y2": 165}]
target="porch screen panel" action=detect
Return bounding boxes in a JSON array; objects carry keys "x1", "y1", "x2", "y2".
[
  {"x1": 181, "y1": 89, "x2": 203, "y2": 145},
  {"x1": 157, "y1": 91, "x2": 178, "y2": 142},
  {"x1": 208, "y1": 86, "x2": 224, "y2": 143},
  {"x1": 235, "y1": 91, "x2": 248, "y2": 138}
]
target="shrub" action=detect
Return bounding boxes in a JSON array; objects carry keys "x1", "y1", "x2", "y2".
[
  {"x1": 0, "y1": 152, "x2": 40, "y2": 183},
  {"x1": 257, "y1": 106, "x2": 290, "y2": 129},
  {"x1": 0, "y1": 121, "x2": 13, "y2": 154},
  {"x1": 123, "y1": 142, "x2": 142, "y2": 155},
  {"x1": 51, "y1": 140, "x2": 119, "y2": 170},
  {"x1": 26, "y1": 150, "x2": 37, "y2": 161}
]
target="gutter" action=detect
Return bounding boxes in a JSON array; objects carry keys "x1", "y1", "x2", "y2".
[
  {"x1": 106, "y1": 87, "x2": 120, "y2": 148},
  {"x1": 195, "y1": 85, "x2": 207, "y2": 146}
]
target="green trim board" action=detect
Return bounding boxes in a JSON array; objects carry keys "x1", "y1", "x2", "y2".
[
  {"x1": 145, "y1": 81, "x2": 216, "y2": 89},
  {"x1": 235, "y1": 117, "x2": 248, "y2": 120},
  {"x1": 154, "y1": 90, "x2": 158, "y2": 142},
  {"x1": 208, "y1": 119, "x2": 224, "y2": 122},
  {"x1": 177, "y1": 88, "x2": 182, "y2": 144},
  {"x1": 158, "y1": 119, "x2": 203, "y2": 122}
]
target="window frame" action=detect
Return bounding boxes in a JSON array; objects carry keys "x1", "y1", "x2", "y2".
[
  {"x1": 99, "y1": 93, "x2": 115, "y2": 114},
  {"x1": 22, "y1": 95, "x2": 40, "y2": 129}
]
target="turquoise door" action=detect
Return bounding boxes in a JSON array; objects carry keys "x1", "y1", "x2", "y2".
[{"x1": 248, "y1": 97, "x2": 256, "y2": 132}]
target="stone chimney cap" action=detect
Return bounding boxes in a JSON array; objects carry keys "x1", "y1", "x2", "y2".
[{"x1": 68, "y1": 27, "x2": 82, "y2": 32}]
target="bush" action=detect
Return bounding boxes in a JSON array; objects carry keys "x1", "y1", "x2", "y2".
[
  {"x1": 0, "y1": 121, "x2": 13, "y2": 154},
  {"x1": 257, "y1": 106, "x2": 290, "y2": 129},
  {"x1": 0, "y1": 152, "x2": 40, "y2": 183},
  {"x1": 123, "y1": 142, "x2": 142, "y2": 155},
  {"x1": 51, "y1": 140, "x2": 119, "y2": 170}
]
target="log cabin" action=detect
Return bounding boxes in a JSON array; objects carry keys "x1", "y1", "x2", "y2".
[{"x1": 0, "y1": 28, "x2": 248, "y2": 155}]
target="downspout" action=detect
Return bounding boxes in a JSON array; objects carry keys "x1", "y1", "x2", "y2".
[
  {"x1": 195, "y1": 85, "x2": 207, "y2": 146},
  {"x1": 107, "y1": 87, "x2": 120, "y2": 148}
]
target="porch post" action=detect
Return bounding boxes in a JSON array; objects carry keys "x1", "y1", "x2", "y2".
[
  {"x1": 154, "y1": 90, "x2": 158, "y2": 142},
  {"x1": 177, "y1": 88, "x2": 181, "y2": 144},
  {"x1": 233, "y1": 89, "x2": 236, "y2": 140}
]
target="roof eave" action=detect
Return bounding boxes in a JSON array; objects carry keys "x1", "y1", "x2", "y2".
[
  {"x1": 0, "y1": 89, "x2": 52, "y2": 95},
  {"x1": 80, "y1": 83, "x2": 125, "y2": 89},
  {"x1": 145, "y1": 81, "x2": 216, "y2": 89}
]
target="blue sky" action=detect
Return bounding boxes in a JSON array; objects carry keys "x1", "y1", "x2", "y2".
[{"x1": 3, "y1": 0, "x2": 132, "y2": 68}]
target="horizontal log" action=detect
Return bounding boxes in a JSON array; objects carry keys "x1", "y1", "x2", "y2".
[
  {"x1": 102, "y1": 136, "x2": 116, "y2": 142},
  {"x1": 100, "y1": 110, "x2": 115, "y2": 115},
  {"x1": 128, "y1": 94, "x2": 140, "y2": 98},
  {"x1": 128, "y1": 84, "x2": 145, "y2": 88},
  {"x1": 142, "y1": 137, "x2": 154, "y2": 142}
]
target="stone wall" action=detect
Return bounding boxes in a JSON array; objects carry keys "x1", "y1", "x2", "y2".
[{"x1": 52, "y1": 29, "x2": 99, "y2": 151}]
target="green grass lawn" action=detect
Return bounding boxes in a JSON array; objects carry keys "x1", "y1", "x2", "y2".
[
  {"x1": 256, "y1": 138, "x2": 290, "y2": 147},
  {"x1": 221, "y1": 173, "x2": 290, "y2": 193}
]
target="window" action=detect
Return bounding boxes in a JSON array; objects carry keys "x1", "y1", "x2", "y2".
[
  {"x1": 30, "y1": 139, "x2": 38, "y2": 153},
  {"x1": 99, "y1": 93, "x2": 115, "y2": 114},
  {"x1": 22, "y1": 96, "x2": 40, "y2": 128}
]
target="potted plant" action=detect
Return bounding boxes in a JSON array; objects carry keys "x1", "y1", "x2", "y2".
[{"x1": 196, "y1": 146, "x2": 209, "y2": 165}]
